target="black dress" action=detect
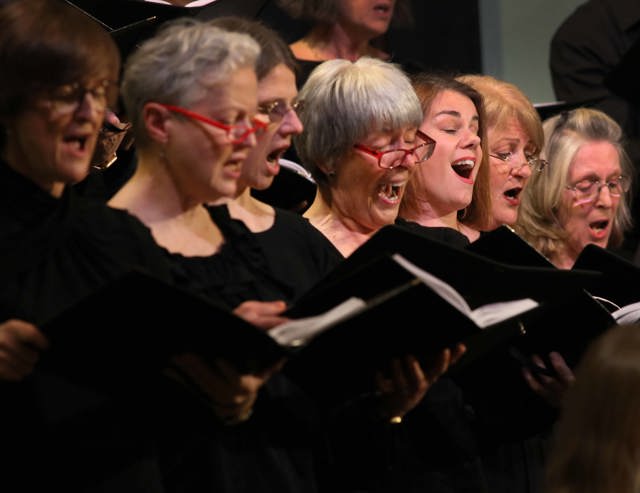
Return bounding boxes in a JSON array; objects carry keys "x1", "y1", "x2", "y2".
[
  {"x1": 156, "y1": 204, "x2": 342, "y2": 493},
  {"x1": 0, "y1": 159, "x2": 197, "y2": 492},
  {"x1": 207, "y1": 204, "x2": 343, "y2": 305}
]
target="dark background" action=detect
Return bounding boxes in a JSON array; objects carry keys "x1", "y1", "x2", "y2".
[{"x1": 256, "y1": 0, "x2": 483, "y2": 76}]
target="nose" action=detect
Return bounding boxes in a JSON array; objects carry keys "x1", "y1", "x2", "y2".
[
  {"x1": 239, "y1": 130, "x2": 258, "y2": 149},
  {"x1": 594, "y1": 183, "x2": 614, "y2": 207},
  {"x1": 74, "y1": 92, "x2": 105, "y2": 120},
  {"x1": 397, "y1": 151, "x2": 418, "y2": 170},
  {"x1": 512, "y1": 154, "x2": 533, "y2": 178},
  {"x1": 461, "y1": 129, "x2": 481, "y2": 149},
  {"x1": 280, "y1": 109, "x2": 304, "y2": 136}
]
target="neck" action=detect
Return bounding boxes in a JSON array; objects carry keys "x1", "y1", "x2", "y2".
[
  {"x1": 550, "y1": 244, "x2": 578, "y2": 270},
  {"x1": 303, "y1": 23, "x2": 384, "y2": 62},
  {"x1": 305, "y1": 191, "x2": 377, "y2": 257}
]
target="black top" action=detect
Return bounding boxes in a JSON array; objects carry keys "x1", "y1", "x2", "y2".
[
  {"x1": 0, "y1": 159, "x2": 190, "y2": 492},
  {"x1": 153, "y1": 203, "x2": 342, "y2": 493},
  {"x1": 202, "y1": 203, "x2": 342, "y2": 307}
]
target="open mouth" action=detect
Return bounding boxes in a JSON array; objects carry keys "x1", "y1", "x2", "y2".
[
  {"x1": 64, "y1": 135, "x2": 88, "y2": 151},
  {"x1": 378, "y1": 182, "x2": 403, "y2": 202},
  {"x1": 266, "y1": 148, "x2": 284, "y2": 165},
  {"x1": 504, "y1": 187, "x2": 522, "y2": 200},
  {"x1": 266, "y1": 148, "x2": 286, "y2": 175},
  {"x1": 373, "y1": 3, "x2": 392, "y2": 14},
  {"x1": 452, "y1": 159, "x2": 474, "y2": 179},
  {"x1": 589, "y1": 219, "x2": 609, "y2": 233}
]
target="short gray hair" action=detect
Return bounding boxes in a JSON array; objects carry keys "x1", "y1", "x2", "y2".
[
  {"x1": 293, "y1": 57, "x2": 422, "y2": 189},
  {"x1": 121, "y1": 18, "x2": 260, "y2": 144}
]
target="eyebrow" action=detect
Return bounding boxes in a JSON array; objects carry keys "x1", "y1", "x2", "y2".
[
  {"x1": 434, "y1": 110, "x2": 480, "y2": 123},
  {"x1": 434, "y1": 110, "x2": 462, "y2": 118}
]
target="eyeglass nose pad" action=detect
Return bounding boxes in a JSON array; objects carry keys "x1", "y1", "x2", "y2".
[
  {"x1": 76, "y1": 91, "x2": 105, "y2": 116},
  {"x1": 596, "y1": 183, "x2": 615, "y2": 200},
  {"x1": 513, "y1": 162, "x2": 532, "y2": 176},
  {"x1": 401, "y1": 151, "x2": 418, "y2": 168}
]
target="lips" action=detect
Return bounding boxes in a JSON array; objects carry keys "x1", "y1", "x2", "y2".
[
  {"x1": 373, "y1": 3, "x2": 391, "y2": 13},
  {"x1": 503, "y1": 186, "x2": 523, "y2": 206},
  {"x1": 265, "y1": 148, "x2": 284, "y2": 176},
  {"x1": 452, "y1": 158, "x2": 475, "y2": 182},
  {"x1": 377, "y1": 181, "x2": 405, "y2": 204},
  {"x1": 589, "y1": 219, "x2": 611, "y2": 240},
  {"x1": 63, "y1": 134, "x2": 88, "y2": 152}
]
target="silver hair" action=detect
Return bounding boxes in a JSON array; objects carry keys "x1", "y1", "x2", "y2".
[
  {"x1": 293, "y1": 57, "x2": 422, "y2": 186},
  {"x1": 121, "y1": 17, "x2": 260, "y2": 142}
]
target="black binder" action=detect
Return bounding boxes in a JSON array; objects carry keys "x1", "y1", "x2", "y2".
[
  {"x1": 572, "y1": 243, "x2": 640, "y2": 308},
  {"x1": 39, "y1": 262, "x2": 535, "y2": 409},
  {"x1": 282, "y1": 224, "x2": 614, "y2": 435},
  {"x1": 282, "y1": 252, "x2": 541, "y2": 407},
  {"x1": 466, "y1": 225, "x2": 554, "y2": 268},
  {"x1": 293, "y1": 224, "x2": 603, "y2": 310},
  {"x1": 450, "y1": 286, "x2": 615, "y2": 441},
  {"x1": 39, "y1": 270, "x2": 285, "y2": 389}
]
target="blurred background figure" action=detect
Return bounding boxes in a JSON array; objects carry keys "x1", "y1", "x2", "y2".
[
  {"x1": 544, "y1": 322, "x2": 640, "y2": 493},
  {"x1": 277, "y1": 0, "x2": 413, "y2": 86}
]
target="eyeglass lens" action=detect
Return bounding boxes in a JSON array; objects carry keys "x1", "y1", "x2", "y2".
[
  {"x1": 48, "y1": 80, "x2": 112, "y2": 115},
  {"x1": 571, "y1": 177, "x2": 629, "y2": 204},
  {"x1": 379, "y1": 144, "x2": 432, "y2": 169},
  {"x1": 259, "y1": 100, "x2": 304, "y2": 122},
  {"x1": 490, "y1": 152, "x2": 547, "y2": 171}
]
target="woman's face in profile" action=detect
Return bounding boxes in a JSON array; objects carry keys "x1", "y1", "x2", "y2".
[
  {"x1": 332, "y1": 126, "x2": 418, "y2": 231},
  {"x1": 415, "y1": 89, "x2": 481, "y2": 215},
  {"x1": 162, "y1": 66, "x2": 259, "y2": 203},
  {"x1": 557, "y1": 140, "x2": 623, "y2": 257},
  {"x1": 241, "y1": 63, "x2": 303, "y2": 192},
  {"x1": 486, "y1": 116, "x2": 534, "y2": 229}
]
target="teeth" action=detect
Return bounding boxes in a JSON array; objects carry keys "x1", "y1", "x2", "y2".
[
  {"x1": 591, "y1": 221, "x2": 608, "y2": 231},
  {"x1": 452, "y1": 160, "x2": 474, "y2": 178},
  {"x1": 504, "y1": 188, "x2": 521, "y2": 198},
  {"x1": 378, "y1": 183, "x2": 402, "y2": 200},
  {"x1": 453, "y1": 159, "x2": 475, "y2": 169}
]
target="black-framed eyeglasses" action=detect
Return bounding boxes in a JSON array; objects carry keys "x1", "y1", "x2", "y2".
[
  {"x1": 158, "y1": 103, "x2": 267, "y2": 144},
  {"x1": 353, "y1": 130, "x2": 436, "y2": 169},
  {"x1": 565, "y1": 175, "x2": 630, "y2": 205},
  {"x1": 490, "y1": 151, "x2": 548, "y2": 172},
  {"x1": 258, "y1": 99, "x2": 304, "y2": 123},
  {"x1": 43, "y1": 79, "x2": 116, "y2": 116}
]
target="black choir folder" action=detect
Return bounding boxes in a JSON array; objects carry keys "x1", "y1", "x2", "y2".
[
  {"x1": 39, "y1": 252, "x2": 537, "y2": 407},
  {"x1": 572, "y1": 243, "x2": 640, "y2": 309},
  {"x1": 284, "y1": 224, "x2": 616, "y2": 430},
  {"x1": 466, "y1": 225, "x2": 554, "y2": 268}
]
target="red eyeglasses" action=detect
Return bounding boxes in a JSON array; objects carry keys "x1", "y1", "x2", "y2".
[
  {"x1": 158, "y1": 103, "x2": 267, "y2": 144},
  {"x1": 353, "y1": 130, "x2": 436, "y2": 169}
]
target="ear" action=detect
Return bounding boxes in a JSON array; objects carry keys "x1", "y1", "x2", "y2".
[
  {"x1": 316, "y1": 158, "x2": 336, "y2": 177},
  {"x1": 142, "y1": 102, "x2": 171, "y2": 144}
]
